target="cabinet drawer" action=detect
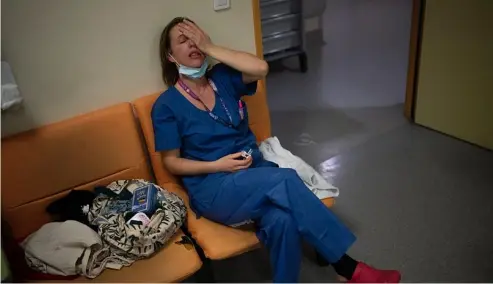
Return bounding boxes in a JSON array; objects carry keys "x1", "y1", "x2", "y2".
[
  {"x1": 262, "y1": 14, "x2": 300, "y2": 37},
  {"x1": 263, "y1": 31, "x2": 301, "y2": 55},
  {"x1": 260, "y1": 0, "x2": 300, "y2": 20}
]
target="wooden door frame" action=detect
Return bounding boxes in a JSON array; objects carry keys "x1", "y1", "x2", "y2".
[
  {"x1": 252, "y1": 0, "x2": 264, "y2": 60},
  {"x1": 404, "y1": 0, "x2": 425, "y2": 120}
]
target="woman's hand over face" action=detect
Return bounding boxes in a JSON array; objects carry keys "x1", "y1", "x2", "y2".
[
  {"x1": 213, "y1": 152, "x2": 252, "y2": 173},
  {"x1": 178, "y1": 20, "x2": 213, "y2": 52}
]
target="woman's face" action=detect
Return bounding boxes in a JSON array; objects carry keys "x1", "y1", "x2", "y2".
[{"x1": 168, "y1": 24, "x2": 205, "y2": 68}]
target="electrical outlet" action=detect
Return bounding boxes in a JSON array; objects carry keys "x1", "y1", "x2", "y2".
[{"x1": 213, "y1": 0, "x2": 230, "y2": 11}]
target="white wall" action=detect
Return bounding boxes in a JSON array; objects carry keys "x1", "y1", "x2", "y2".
[{"x1": 1, "y1": 0, "x2": 255, "y2": 137}]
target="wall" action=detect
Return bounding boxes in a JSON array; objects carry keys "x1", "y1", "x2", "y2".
[
  {"x1": 1, "y1": 0, "x2": 255, "y2": 137},
  {"x1": 415, "y1": 0, "x2": 493, "y2": 149},
  {"x1": 266, "y1": 0, "x2": 413, "y2": 111},
  {"x1": 321, "y1": 0, "x2": 413, "y2": 108}
]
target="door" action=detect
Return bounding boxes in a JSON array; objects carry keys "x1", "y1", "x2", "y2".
[{"x1": 414, "y1": 0, "x2": 493, "y2": 149}]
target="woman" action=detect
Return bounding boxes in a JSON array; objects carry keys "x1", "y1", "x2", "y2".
[{"x1": 152, "y1": 17, "x2": 401, "y2": 283}]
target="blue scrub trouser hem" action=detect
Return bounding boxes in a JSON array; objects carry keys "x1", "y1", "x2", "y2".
[{"x1": 259, "y1": 169, "x2": 355, "y2": 282}]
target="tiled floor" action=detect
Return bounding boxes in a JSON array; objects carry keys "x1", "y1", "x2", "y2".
[{"x1": 188, "y1": 1, "x2": 493, "y2": 282}]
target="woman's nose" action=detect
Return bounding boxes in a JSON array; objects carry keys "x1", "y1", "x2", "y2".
[{"x1": 188, "y1": 39, "x2": 197, "y2": 48}]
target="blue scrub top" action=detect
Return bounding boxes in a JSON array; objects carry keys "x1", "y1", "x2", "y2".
[{"x1": 151, "y1": 63, "x2": 273, "y2": 196}]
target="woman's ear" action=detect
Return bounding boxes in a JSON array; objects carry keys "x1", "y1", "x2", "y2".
[{"x1": 168, "y1": 54, "x2": 176, "y2": 64}]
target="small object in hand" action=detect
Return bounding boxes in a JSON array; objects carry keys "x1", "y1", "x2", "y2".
[
  {"x1": 242, "y1": 149, "x2": 252, "y2": 159},
  {"x1": 234, "y1": 148, "x2": 252, "y2": 160}
]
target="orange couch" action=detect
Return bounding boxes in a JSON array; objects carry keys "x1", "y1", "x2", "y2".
[
  {"x1": 132, "y1": 79, "x2": 335, "y2": 263},
  {"x1": 1, "y1": 103, "x2": 202, "y2": 282}
]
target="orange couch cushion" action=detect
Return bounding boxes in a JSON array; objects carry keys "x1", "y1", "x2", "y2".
[
  {"x1": 132, "y1": 82, "x2": 334, "y2": 260},
  {"x1": 132, "y1": 93, "x2": 179, "y2": 186},
  {"x1": 242, "y1": 80, "x2": 272, "y2": 142},
  {"x1": 1, "y1": 102, "x2": 202, "y2": 282}
]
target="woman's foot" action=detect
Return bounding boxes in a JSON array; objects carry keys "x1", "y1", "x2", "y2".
[{"x1": 346, "y1": 262, "x2": 401, "y2": 283}]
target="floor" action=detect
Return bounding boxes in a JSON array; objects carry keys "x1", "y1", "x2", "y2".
[
  {"x1": 204, "y1": 123, "x2": 493, "y2": 283},
  {"x1": 188, "y1": 1, "x2": 493, "y2": 282}
]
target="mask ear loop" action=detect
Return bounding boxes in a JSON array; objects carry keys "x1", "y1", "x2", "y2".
[{"x1": 168, "y1": 54, "x2": 180, "y2": 67}]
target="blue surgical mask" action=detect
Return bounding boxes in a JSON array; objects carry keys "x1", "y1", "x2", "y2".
[{"x1": 169, "y1": 54, "x2": 209, "y2": 79}]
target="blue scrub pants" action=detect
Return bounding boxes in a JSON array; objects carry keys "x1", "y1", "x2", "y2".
[{"x1": 192, "y1": 167, "x2": 356, "y2": 283}]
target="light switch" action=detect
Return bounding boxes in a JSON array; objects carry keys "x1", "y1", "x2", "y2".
[{"x1": 213, "y1": 0, "x2": 230, "y2": 11}]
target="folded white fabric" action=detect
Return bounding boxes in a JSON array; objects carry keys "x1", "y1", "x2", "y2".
[
  {"x1": 259, "y1": 136, "x2": 339, "y2": 199},
  {"x1": 22, "y1": 221, "x2": 101, "y2": 276},
  {"x1": 1, "y1": 61, "x2": 23, "y2": 111}
]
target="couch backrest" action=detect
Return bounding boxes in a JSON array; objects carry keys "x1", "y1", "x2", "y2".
[
  {"x1": 1, "y1": 103, "x2": 153, "y2": 239},
  {"x1": 133, "y1": 93, "x2": 180, "y2": 186},
  {"x1": 241, "y1": 79, "x2": 272, "y2": 142},
  {"x1": 132, "y1": 79, "x2": 271, "y2": 185}
]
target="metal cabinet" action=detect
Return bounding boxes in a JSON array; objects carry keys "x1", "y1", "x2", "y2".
[{"x1": 260, "y1": 0, "x2": 307, "y2": 72}]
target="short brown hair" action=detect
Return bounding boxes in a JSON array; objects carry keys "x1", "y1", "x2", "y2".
[{"x1": 159, "y1": 17, "x2": 191, "y2": 87}]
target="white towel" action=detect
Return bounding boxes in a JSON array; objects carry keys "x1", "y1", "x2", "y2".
[
  {"x1": 22, "y1": 221, "x2": 102, "y2": 276},
  {"x1": 259, "y1": 137, "x2": 339, "y2": 199}
]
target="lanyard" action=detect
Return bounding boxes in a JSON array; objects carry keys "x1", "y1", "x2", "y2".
[{"x1": 178, "y1": 78, "x2": 235, "y2": 128}]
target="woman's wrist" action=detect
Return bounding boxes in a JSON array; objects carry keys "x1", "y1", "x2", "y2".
[{"x1": 207, "y1": 160, "x2": 221, "y2": 173}]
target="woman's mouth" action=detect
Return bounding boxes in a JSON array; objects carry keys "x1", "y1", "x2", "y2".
[{"x1": 189, "y1": 52, "x2": 202, "y2": 59}]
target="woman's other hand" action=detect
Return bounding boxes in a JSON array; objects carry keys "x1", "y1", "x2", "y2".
[
  {"x1": 178, "y1": 20, "x2": 213, "y2": 52},
  {"x1": 213, "y1": 152, "x2": 253, "y2": 172}
]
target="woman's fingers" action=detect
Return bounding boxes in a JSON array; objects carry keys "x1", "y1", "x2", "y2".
[
  {"x1": 232, "y1": 160, "x2": 247, "y2": 167},
  {"x1": 179, "y1": 27, "x2": 204, "y2": 48},
  {"x1": 223, "y1": 153, "x2": 252, "y2": 172},
  {"x1": 178, "y1": 21, "x2": 211, "y2": 51},
  {"x1": 178, "y1": 23, "x2": 193, "y2": 32},
  {"x1": 178, "y1": 27, "x2": 193, "y2": 39},
  {"x1": 183, "y1": 20, "x2": 202, "y2": 33},
  {"x1": 233, "y1": 156, "x2": 252, "y2": 168},
  {"x1": 178, "y1": 24, "x2": 196, "y2": 37},
  {"x1": 244, "y1": 155, "x2": 253, "y2": 164},
  {"x1": 227, "y1": 152, "x2": 243, "y2": 159},
  {"x1": 239, "y1": 155, "x2": 252, "y2": 163},
  {"x1": 233, "y1": 162, "x2": 252, "y2": 172},
  {"x1": 181, "y1": 21, "x2": 208, "y2": 42},
  {"x1": 179, "y1": 22, "x2": 200, "y2": 37}
]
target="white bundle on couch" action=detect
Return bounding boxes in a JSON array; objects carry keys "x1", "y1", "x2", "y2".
[{"x1": 259, "y1": 136, "x2": 339, "y2": 199}]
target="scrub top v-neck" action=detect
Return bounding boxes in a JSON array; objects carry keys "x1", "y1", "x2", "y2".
[{"x1": 151, "y1": 63, "x2": 267, "y2": 194}]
